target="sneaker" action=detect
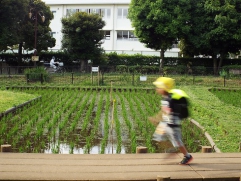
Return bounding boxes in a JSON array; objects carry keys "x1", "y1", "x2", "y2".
[{"x1": 179, "y1": 155, "x2": 193, "y2": 165}]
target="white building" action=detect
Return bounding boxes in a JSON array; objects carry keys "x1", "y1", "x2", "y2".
[{"x1": 42, "y1": 0, "x2": 179, "y2": 57}]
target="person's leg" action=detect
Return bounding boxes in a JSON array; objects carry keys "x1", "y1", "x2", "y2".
[
  {"x1": 179, "y1": 147, "x2": 193, "y2": 164},
  {"x1": 167, "y1": 127, "x2": 193, "y2": 165},
  {"x1": 178, "y1": 145, "x2": 193, "y2": 164},
  {"x1": 179, "y1": 145, "x2": 188, "y2": 156},
  {"x1": 152, "y1": 122, "x2": 168, "y2": 142}
]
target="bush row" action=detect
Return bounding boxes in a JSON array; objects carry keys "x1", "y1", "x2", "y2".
[{"x1": 1, "y1": 51, "x2": 241, "y2": 72}]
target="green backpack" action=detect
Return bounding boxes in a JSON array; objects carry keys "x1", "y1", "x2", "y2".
[{"x1": 169, "y1": 89, "x2": 190, "y2": 119}]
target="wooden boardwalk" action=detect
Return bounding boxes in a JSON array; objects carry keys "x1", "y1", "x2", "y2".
[{"x1": 0, "y1": 153, "x2": 241, "y2": 181}]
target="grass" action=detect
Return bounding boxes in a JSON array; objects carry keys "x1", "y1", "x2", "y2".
[
  {"x1": 181, "y1": 86, "x2": 241, "y2": 152},
  {"x1": 0, "y1": 73, "x2": 241, "y2": 88},
  {"x1": 0, "y1": 91, "x2": 37, "y2": 113}
]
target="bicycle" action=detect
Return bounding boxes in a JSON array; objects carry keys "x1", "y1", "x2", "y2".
[
  {"x1": 54, "y1": 62, "x2": 66, "y2": 73},
  {"x1": 45, "y1": 62, "x2": 66, "y2": 74}
]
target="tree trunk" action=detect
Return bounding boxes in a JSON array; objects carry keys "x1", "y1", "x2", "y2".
[
  {"x1": 159, "y1": 49, "x2": 165, "y2": 74},
  {"x1": 213, "y1": 55, "x2": 218, "y2": 75},
  {"x1": 18, "y1": 42, "x2": 23, "y2": 73},
  {"x1": 80, "y1": 60, "x2": 86, "y2": 72},
  {"x1": 213, "y1": 53, "x2": 223, "y2": 76},
  {"x1": 18, "y1": 42, "x2": 23, "y2": 66},
  {"x1": 218, "y1": 53, "x2": 223, "y2": 73}
]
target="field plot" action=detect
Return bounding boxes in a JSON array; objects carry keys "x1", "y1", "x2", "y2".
[
  {"x1": 0, "y1": 87, "x2": 209, "y2": 154},
  {"x1": 0, "y1": 88, "x2": 159, "y2": 154}
]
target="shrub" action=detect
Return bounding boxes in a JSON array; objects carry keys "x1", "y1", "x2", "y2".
[
  {"x1": 116, "y1": 65, "x2": 128, "y2": 73},
  {"x1": 24, "y1": 67, "x2": 50, "y2": 82},
  {"x1": 193, "y1": 66, "x2": 206, "y2": 75}
]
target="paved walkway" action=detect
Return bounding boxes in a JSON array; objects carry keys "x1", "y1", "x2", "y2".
[{"x1": 0, "y1": 153, "x2": 241, "y2": 181}]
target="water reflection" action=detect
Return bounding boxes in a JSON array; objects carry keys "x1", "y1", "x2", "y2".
[{"x1": 45, "y1": 143, "x2": 126, "y2": 154}]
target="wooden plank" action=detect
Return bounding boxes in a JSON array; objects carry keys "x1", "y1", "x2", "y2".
[{"x1": 0, "y1": 153, "x2": 241, "y2": 181}]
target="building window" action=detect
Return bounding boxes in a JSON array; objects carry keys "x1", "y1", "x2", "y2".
[
  {"x1": 50, "y1": 32, "x2": 56, "y2": 38},
  {"x1": 117, "y1": 31, "x2": 138, "y2": 40},
  {"x1": 117, "y1": 8, "x2": 128, "y2": 19},
  {"x1": 52, "y1": 11, "x2": 56, "y2": 17},
  {"x1": 101, "y1": 9, "x2": 111, "y2": 19},
  {"x1": 66, "y1": 8, "x2": 111, "y2": 18},
  {"x1": 66, "y1": 9, "x2": 77, "y2": 17},
  {"x1": 103, "y1": 31, "x2": 110, "y2": 40},
  {"x1": 129, "y1": 31, "x2": 138, "y2": 41}
]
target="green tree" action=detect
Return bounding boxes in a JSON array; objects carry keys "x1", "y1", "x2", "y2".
[
  {"x1": 0, "y1": 0, "x2": 55, "y2": 65},
  {"x1": 181, "y1": 0, "x2": 241, "y2": 74},
  {"x1": 205, "y1": 0, "x2": 241, "y2": 74},
  {"x1": 128, "y1": 0, "x2": 191, "y2": 72},
  {"x1": 0, "y1": 0, "x2": 29, "y2": 51},
  {"x1": 179, "y1": 0, "x2": 211, "y2": 58},
  {"x1": 61, "y1": 12, "x2": 105, "y2": 71},
  {"x1": 21, "y1": 0, "x2": 55, "y2": 62}
]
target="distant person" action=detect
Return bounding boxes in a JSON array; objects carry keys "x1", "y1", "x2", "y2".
[
  {"x1": 50, "y1": 56, "x2": 59, "y2": 69},
  {"x1": 152, "y1": 77, "x2": 193, "y2": 165}
]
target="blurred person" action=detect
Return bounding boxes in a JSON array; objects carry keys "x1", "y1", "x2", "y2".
[{"x1": 152, "y1": 77, "x2": 193, "y2": 165}]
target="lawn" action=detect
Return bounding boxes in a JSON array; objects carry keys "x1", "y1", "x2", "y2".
[
  {"x1": 0, "y1": 91, "x2": 37, "y2": 113},
  {"x1": 181, "y1": 86, "x2": 241, "y2": 152}
]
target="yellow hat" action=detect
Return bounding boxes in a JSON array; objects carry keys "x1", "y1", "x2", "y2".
[{"x1": 153, "y1": 77, "x2": 175, "y2": 92}]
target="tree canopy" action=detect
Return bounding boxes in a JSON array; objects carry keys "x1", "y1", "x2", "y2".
[
  {"x1": 180, "y1": 0, "x2": 241, "y2": 74},
  {"x1": 0, "y1": 0, "x2": 29, "y2": 51},
  {"x1": 128, "y1": 0, "x2": 191, "y2": 70},
  {"x1": 61, "y1": 12, "x2": 105, "y2": 71},
  {"x1": 23, "y1": 0, "x2": 55, "y2": 54},
  {"x1": 0, "y1": 0, "x2": 55, "y2": 64},
  {"x1": 129, "y1": 0, "x2": 241, "y2": 74}
]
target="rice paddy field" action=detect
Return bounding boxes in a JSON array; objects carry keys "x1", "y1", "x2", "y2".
[
  {"x1": 0, "y1": 86, "x2": 211, "y2": 154},
  {"x1": 0, "y1": 73, "x2": 241, "y2": 154}
]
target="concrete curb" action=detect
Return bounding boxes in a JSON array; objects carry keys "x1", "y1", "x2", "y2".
[
  {"x1": 190, "y1": 119, "x2": 221, "y2": 153},
  {"x1": 0, "y1": 96, "x2": 42, "y2": 119}
]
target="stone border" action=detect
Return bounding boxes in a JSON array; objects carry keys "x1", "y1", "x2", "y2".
[
  {"x1": 0, "y1": 96, "x2": 42, "y2": 119},
  {"x1": 190, "y1": 119, "x2": 221, "y2": 153}
]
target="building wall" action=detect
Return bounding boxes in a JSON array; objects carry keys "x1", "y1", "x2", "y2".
[{"x1": 42, "y1": 0, "x2": 179, "y2": 57}]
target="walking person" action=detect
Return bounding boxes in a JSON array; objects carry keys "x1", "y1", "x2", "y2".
[{"x1": 152, "y1": 77, "x2": 193, "y2": 165}]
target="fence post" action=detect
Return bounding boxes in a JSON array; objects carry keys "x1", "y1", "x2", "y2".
[
  {"x1": 27, "y1": 74, "x2": 29, "y2": 84},
  {"x1": 157, "y1": 176, "x2": 170, "y2": 181},
  {"x1": 8, "y1": 67, "x2": 10, "y2": 77},
  {"x1": 101, "y1": 71, "x2": 104, "y2": 85},
  {"x1": 132, "y1": 73, "x2": 134, "y2": 86},
  {"x1": 41, "y1": 74, "x2": 43, "y2": 84},
  {"x1": 223, "y1": 76, "x2": 226, "y2": 87},
  {"x1": 1, "y1": 144, "x2": 12, "y2": 152},
  {"x1": 202, "y1": 146, "x2": 212, "y2": 153},
  {"x1": 136, "y1": 146, "x2": 147, "y2": 153},
  {"x1": 71, "y1": 72, "x2": 74, "y2": 84}
]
